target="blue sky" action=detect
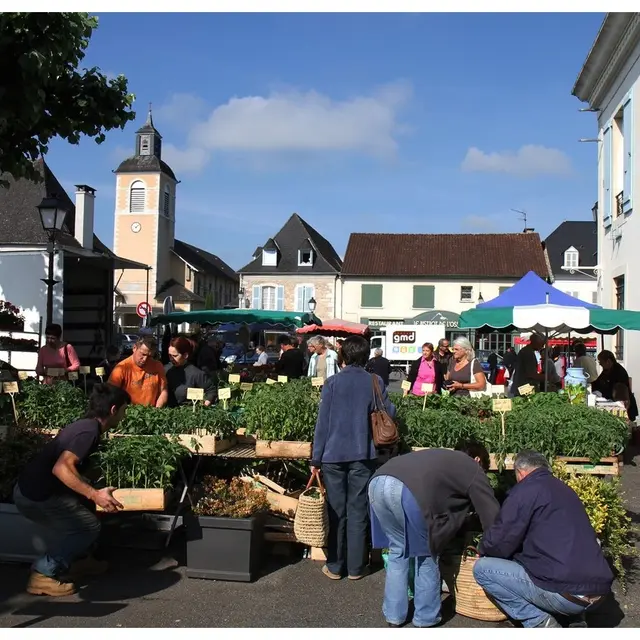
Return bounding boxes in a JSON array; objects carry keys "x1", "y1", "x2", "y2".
[{"x1": 50, "y1": 12, "x2": 605, "y2": 270}]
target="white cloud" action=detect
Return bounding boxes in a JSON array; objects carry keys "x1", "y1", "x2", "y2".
[
  {"x1": 154, "y1": 93, "x2": 208, "y2": 131},
  {"x1": 188, "y1": 81, "x2": 412, "y2": 157},
  {"x1": 162, "y1": 144, "x2": 210, "y2": 174},
  {"x1": 461, "y1": 145, "x2": 573, "y2": 177}
]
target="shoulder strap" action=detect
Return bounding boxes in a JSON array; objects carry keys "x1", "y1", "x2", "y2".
[
  {"x1": 371, "y1": 373, "x2": 383, "y2": 410},
  {"x1": 470, "y1": 358, "x2": 476, "y2": 384}
]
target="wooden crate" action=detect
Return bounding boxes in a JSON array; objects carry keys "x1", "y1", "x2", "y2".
[
  {"x1": 171, "y1": 434, "x2": 236, "y2": 454},
  {"x1": 236, "y1": 428, "x2": 257, "y2": 445},
  {"x1": 96, "y1": 488, "x2": 165, "y2": 512},
  {"x1": 255, "y1": 440, "x2": 312, "y2": 459},
  {"x1": 411, "y1": 448, "x2": 622, "y2": 476}
]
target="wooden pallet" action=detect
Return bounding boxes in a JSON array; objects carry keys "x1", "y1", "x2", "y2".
[
  {"x1": 255, "y1": 440, "x2": 312, "y2": 459},
  {"x1": 410, "y1": 447, "x2": 622, "y2": 476}
]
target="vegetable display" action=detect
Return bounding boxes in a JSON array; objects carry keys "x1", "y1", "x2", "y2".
[
  {"x1": 91, "y1": 436, "x2": 188, "y2": 489},
  {"x1": 194, "y1": 476, "x2": 270, "y2": 518},
  {"x1": 18, "y1": 380, "x2": 87, "y2": 430},
  {"x1": 243, "y1": 378, "x2": 319, "y2": 442}
]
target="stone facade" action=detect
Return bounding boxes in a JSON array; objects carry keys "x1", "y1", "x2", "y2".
[{"x1": 239, "y1": 274, "x2": 338, "y2": 319}]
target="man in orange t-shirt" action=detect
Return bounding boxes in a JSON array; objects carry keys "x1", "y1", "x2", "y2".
[{"x1": 108, "y1": 336, "x2": 168, "y2": 407}]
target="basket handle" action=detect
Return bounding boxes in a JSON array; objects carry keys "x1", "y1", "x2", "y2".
[{"x1": 305, "y1": 469, "x2": 325, "y2": 492}]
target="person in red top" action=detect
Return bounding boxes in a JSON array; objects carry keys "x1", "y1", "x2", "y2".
[
  {"x1": 36, "y1": 324, "x2": 81, "y2": 384},
  {"x1": 108, "y1": 335, "x2": 168, "y2": 407}
]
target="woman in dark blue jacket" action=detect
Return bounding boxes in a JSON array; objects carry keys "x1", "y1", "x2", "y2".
[{"x1": 311, "y1": 335, "x2": 396, "y2": 581}]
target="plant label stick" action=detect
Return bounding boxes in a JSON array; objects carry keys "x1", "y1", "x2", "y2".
[
  {"x1": 68, "y1": 371, "x2": 79, "y2": 385},
  {"x1": 420, "y1": 383, "x2": 433, "y2": 410},
  {"x1": 18, "y1": 371, "x2": 28, "y2": 381},
  {"x1": 266, "y1": 378, "x2": 276, "y2": 385},
  {"x1": 2, "y1": 382, "x2": 19, "y2": 424},
  {"x1": 401, "y1": 380, "x2": 411, "y2": 392},
  {"x1": 492, "y1": 398, "x2": 512, "y2": 438},
  {"x1": 95, "y1": 367, "x2": 105, "y2": 382},
  {"x1": 228, "y1": 374, "x2": 241, "y2": 384},
  {"x1": 240, "y1": 382, "x2": 253, "y2": 392},
  {"x1": 278, "y1": 376, "x2": 288, "y2": 384},
  {"x1": 218, "y1": 386, "x2": 231, "y2": 410},
  {"x1": 311, "y1": 377, "x2": 324, "y2": 387},
  {"x1": 187, "y1": 387, "x2": 205, "y2": 412},
  {"x1": 79, "y1": 365, "x2": 90, "y2": 393}
]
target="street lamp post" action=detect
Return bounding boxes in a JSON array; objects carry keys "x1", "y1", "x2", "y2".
[
  {"x1": 308, "y1": 297, "x2": 317, "y2": 314},
  {"x1": 37, "y1": 196, "x2": 69, "y2": 327}
]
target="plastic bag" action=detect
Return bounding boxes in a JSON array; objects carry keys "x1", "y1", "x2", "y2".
[{"x1": 381, "y1": 550, "x2": 415, "y2": 599}]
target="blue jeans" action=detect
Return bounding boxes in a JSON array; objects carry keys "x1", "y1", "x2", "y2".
[
  {"x1": 368, "y1": 475, "x2": 441, "y2": 627},
  {"x1": 322, "y1": 460, "x2": 376, "y2": 577},
  {"x1": 473, "y1": 557, "x2": 593, "y2": 627},
  {"x1": 13, "y1": 484, "x2": 101, "y2": 578}
]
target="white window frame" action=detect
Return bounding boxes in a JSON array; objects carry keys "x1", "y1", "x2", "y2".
[
  {"x1": 262, "y1": 249, "x2": 277, "y2": 267},
  {"x1": 251, "y1": 283, "x2": 284, "y2": 311},
  {"x1": 460, "y1": 286, "x2": 473, "y2": 303},
  {"x1": 298, "y1": 249, "x2": 314, "y2": 267},
  {"x1": 294, "y1": 284, "x2": 315, "y2": 312},
  {"x1": 129, "y1": 180, "x2": 145, "y2": 213},
  {"x1": 564, "y1": 247, "x2": 579, "y2": 269}
]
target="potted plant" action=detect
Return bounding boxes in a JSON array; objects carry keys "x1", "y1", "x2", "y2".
[
  {"x1": 186, "y1": 476, "x2": 269, "y2": 582},
  {"x1": 0, "y1": 300, "x2": 25, "y2": 332}
]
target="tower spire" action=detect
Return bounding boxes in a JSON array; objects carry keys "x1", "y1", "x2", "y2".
[{"x1": 146, "y1": 102, "x2": 154, "y2": 127}]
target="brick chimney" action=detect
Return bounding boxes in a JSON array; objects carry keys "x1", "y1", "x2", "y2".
[{"x1": 74, "y1": 185, "x2": 96, "y2": 250}]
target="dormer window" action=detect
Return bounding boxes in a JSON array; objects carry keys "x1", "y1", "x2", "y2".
[
  {"x1": 298, "y1": 249, "x2": 314, "y2": 266},
  {"x1": 262, "y1": 249, "x2": 278, "y2": 267},
  {"x1": 564, "y1": 247, "x2": 579, "y2": 269}
]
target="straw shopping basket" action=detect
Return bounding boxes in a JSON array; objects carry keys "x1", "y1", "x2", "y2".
[
  {"x1": 440, "y1": 548, "x2": 507, "y2": 622},
  {"x1": 293, "y1": 472, "x2": 329, "y2": 548}
]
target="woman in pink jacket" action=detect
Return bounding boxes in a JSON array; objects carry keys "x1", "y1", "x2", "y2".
[{"x1": 36, "y1": 324, "x2": 80, "y2": 384}]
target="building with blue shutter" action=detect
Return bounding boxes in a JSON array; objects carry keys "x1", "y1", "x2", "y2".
[
  {"x1": 573, "y1": 12, "x2": 640, "y2": 380},
  {"x1": 237, "y1": 213, "x2": 342, "y2": 319}
]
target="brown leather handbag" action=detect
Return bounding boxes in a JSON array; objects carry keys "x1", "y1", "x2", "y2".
[{"x1": 370, "y1": 374, "x2": 399, "y2": 447}]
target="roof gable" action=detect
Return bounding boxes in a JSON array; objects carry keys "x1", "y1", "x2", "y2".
[
  {"x1": 238, "y1": 213, "x2": 342, "y2": 274},
  {"x1": 543, "y1": 221, "x2": 597, "y2": 277},
  {"x1": 173, "y1": 239, "x2": 238, "y2": 282},
  {"x1": 0, "y1": 158, "x2": 110, "y2": 254},
  {"x1": 341, "y1": 232, "x2": 550, "y2": 279}
]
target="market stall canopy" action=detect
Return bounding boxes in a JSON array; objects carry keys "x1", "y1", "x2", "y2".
[
  {"x1": 150, "y1": 309, "x2": 320, "y2": 328},
  {"x1": 296, "y1": 318, "x2": 371, "y2": 337},
  {"x1": 478, "y1": 271, "x2": 600, "y2": 309},
  {"x1": 459, "y1": 304, "x2": 640, "y2": 335}
]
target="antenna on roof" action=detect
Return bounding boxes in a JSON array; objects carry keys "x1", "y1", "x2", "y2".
[{"x1": 511, "y1": 208, "x2": 528, "y2": 231}]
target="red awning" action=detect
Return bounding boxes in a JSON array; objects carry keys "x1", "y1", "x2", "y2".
[{"x1": 296, "y1": 319, "x2": 371, "y2": 338}]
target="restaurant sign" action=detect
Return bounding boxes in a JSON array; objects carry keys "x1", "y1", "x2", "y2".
[{"x1": 405, "y1": 310, "x2": 460, "y2": 329}]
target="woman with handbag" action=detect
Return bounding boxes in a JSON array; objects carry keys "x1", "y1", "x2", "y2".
[{"x1": 310, "y1": 335, "x2": 397, "y2": 581}]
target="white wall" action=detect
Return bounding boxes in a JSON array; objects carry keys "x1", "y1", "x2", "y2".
[
  {"x1": 0, "y1": 249, "x2": 63, "y2": 371},
  {"x1": 553, "y1": 278, "x2": 598, "y2": 305},
  {"x1": 595, "y1": 38, "x2": 640, "y2": 384},
  {"x1": 339, "y1": 277, "x2": 519, "y2": 323}
]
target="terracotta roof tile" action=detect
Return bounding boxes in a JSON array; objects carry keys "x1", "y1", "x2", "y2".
[{"x1": 342, "y1": 233, "x2": 550, "y2": 279}]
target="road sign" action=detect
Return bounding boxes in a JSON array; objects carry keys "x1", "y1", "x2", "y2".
[{"x1": 136, "y1": 301, "x2": 152, "y2": 318}]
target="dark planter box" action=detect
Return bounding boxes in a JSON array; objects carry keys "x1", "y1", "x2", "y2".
[{"x1": 185, "y1": 512, "x2": 264, "y2": 583}]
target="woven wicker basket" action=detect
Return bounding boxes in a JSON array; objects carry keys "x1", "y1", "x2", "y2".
[
  {"x1": 440, "y1": 551, "x2": 507, "y2": 622},
  {"x1": 293, "y1": 472, "x2": 329, "y2": 548}
]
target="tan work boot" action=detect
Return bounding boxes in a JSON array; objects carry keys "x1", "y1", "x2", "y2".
[
  {"x1": 70, "y1": 556, "x2": 109, "y2": 578},
  {"x1": 27, "y1": 572, "x2": 76, "y2": 597}
]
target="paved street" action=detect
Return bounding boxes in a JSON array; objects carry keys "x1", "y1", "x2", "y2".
[{"x1": 0, "y1": 449, "x2": 638, "y2": 629}]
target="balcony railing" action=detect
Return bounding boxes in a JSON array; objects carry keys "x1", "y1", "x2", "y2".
[{"x1": 616, "y1": 191, "x2": 624, "y2": 217}]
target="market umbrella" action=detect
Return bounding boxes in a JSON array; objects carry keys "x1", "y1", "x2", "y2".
[
  {"x1": 150, "y1": 309, "x2": 320, "y2": 329},
  {"x1": 459, "y1": 304, "x2": 640, "y2": 335},
  {"x1": 296, "y1": 318, "x2": 371, "y2": 338}
]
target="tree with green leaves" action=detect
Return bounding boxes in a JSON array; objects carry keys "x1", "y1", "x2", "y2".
[{"x1": 0, "y1": 12, "x2": 136, "y2": 184}]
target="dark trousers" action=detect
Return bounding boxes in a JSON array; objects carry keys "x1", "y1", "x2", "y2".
[{"x1": 322, "y1": 460, "x2": 376, "y2": 577}]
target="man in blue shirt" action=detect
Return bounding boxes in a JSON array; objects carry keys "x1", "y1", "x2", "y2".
[{"x1": 474, "y1": 450, "x2": 613, "y2": 628}]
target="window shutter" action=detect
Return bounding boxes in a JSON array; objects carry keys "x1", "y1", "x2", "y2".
[
  {"x1": 412, "y1": 285, "x2": 435, "y2": 309},
  {"x1": 623, "y1": 95, "x2": 633, "y2": 213},
  {"x1": 252, "y1": 285, "x2": 261, "y2": 310},
  {"x1": 276, "y1": 285, "x2": 285, "y2": 311},
  {"x1": 361, "y1": 284, "x2": 383, "y2": 308},
  {"x1": 603, "y1": 124, "x2": 612, "y2": 227},
  {"x1": 163, "y1": 190, "x2": 170, "y2": 217},
  {"x1": 295, "y1": 286, "x2": 304, "y2": 312},
  {"x1": 306, "y1": 285, "x2": 315, "y2": 310},
  {"x1": 130, "y1": 188, "x2": 145, "y2": 213}
]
